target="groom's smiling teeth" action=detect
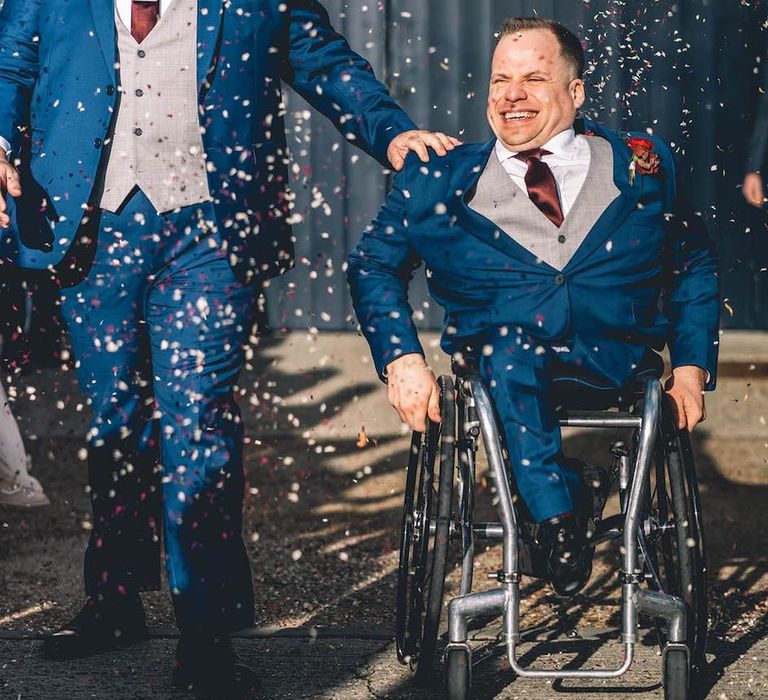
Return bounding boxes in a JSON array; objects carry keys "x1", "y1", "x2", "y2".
[{"x1": 503, "y1": 111, "x2": 536, "y2": 121}]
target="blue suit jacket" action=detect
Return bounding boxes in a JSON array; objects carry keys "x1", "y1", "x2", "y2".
[
  {"x1": 346, "y1": 120, "x2": 720, "y2": 390},
  {"x1": 0, "y1": 0, "x2": 415, "y2": 282}
]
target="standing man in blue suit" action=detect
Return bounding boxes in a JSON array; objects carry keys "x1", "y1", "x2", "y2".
[
  {"x1": 0, "y1": 0, "x2": 457, "y2": 694},
  {"x1": 347, "y1": 17, "x2": 719, "y2": 598}
]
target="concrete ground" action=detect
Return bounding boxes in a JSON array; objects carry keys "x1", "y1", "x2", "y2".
[{"x1": 0, "y1": 330, "x2": 767, "y2": 699}]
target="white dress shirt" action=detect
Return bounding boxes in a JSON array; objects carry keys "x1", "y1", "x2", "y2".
[
  {"x1": 115, "y1": 0, "x2": 173, "y2": 31},
  {"x1": 0, "y1": 0, "x2": 172, "y2": 156},
  {"x1": 494, "y1": 128, "x2": 591, "y2": 219}
]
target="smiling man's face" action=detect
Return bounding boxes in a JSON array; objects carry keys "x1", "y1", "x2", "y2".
[{"x1": 487, "y1": 28, "x2": 585, "y2": 152}]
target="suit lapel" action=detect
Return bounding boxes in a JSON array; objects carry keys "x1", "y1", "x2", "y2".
[
  {"x1": 197, "y1": 0, "x2": 227, "y2": 92},
  {"x1": 88, "y1": 0, "x2": 117, "y2": 78},
  {"x1": 454, "y1": 140, "x2": 555, "y2": 270},
  {"x1": 564, "y1": 120, "x2": 644, "y2": 271}
]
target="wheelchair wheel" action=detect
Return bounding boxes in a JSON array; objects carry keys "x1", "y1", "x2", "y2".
[
  {"x1": 445, "y1": 646, "x2": 471, "y2": 700},
  {"x1": 663, "y1": 646, "x2": 690, "y2": 700},
  {"x1": 396, "y1": 375, "x2": 456, "y2": 681},
  {"x1": 641, "y1": 396, "x2": 708, "y2": 673}
]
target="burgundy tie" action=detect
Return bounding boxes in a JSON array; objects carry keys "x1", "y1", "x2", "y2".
[
  {"x1": 131, "y1": 0, "x2": 160, "y2": 44},
  {"x1": 515, "y1": 148, "x2": 564, "y2": 228}
]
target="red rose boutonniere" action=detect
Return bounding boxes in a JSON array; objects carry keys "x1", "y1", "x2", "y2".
[{"x1": 627, "y1": 136, "x2": 661, "y2": 186}]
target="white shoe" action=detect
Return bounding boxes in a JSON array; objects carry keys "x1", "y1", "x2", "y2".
[{"x1": 0, "y1": 474, "x2": 50, "y2": 507}]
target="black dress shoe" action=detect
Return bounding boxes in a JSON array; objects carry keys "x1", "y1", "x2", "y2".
[
  {"x1": 173, "y1": 635, "x2": 259, "y2": 699},
  {"x1": 41, "y1": 595, "x2": 148, "y2": 660},
  {"x1": 537, "y1": 512, "x2": 592, "y2": 597}
]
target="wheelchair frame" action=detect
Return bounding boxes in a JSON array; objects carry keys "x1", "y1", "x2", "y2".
[{"x1": 396, "y1": 370, "x2": 708, "y2": 700}]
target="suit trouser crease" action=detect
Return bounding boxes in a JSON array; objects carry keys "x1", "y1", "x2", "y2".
[{"x1": 59, "y1": 190, "x2": 256, "y2": 633}]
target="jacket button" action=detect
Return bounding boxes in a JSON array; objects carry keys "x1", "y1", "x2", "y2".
[
  {"x1": 135, "y1": 88, "x2": 144, "y2": 97},
  {"x1": 93, "y1": 138, "x2": 102, "y2": 149},
  {"x1": 555, "y1": 274, "x2": 565, "y2": 285},
  {"x1": 558, "y1": 234, "x2": 566, "y2": 244},
  {"x1": 106, "y1": 85, "x2": 114, "y2": 95},
  {"x1": 137, "y1": 49, "x2": 147, "y2": 58},
  {"x1": 133, "y1": 128, "x2": 143, "y2": 136}
]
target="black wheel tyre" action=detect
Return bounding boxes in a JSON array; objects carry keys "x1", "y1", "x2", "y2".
[
  {"x1": 667, "y1": 426, "x2": 708, "y2": 673},
  {"x1": 640, "y1": 395, "x2": 708, "y2": 676},
  {"x1": 395, "y1": 376, "x2": 456, "y2": 681},
  {"x1": 396, "y1": 430, "x2": 423, "y2": 664},
  {"x1": 445, "y1": 647, "x2": 471, "y2": 700},
  {"x1": 663, "y1": 647, "x2": 689, "y2": 700}
]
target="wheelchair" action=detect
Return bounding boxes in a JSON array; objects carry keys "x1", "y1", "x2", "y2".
[{"x1": 395, "y1": 351, "x2": 708, "y2": 700}]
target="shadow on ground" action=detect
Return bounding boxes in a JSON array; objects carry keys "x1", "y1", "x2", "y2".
[{"x1": 0, "y1": 336, "x2": 766, "y2": 698}]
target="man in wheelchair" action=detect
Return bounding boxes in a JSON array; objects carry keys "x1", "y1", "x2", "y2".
[{"x1": 346, "y1": 17, "x2": 719, "y2": 598}]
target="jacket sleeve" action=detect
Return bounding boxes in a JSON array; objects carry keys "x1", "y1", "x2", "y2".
[
  {"x1": 280, "y1": 0, "x2": 417, "y2": 168},
  {"x1": 746, "y1": 59, "x2": 768, "y2": 174},
  {"x1": 0, "y1": 0, "x2": 41, "y2": 157},
  {"x1": 661, "y1": 142, "x2": 720, "y2": 390},
  {"x1": 345, "y1": 159, "x2": 424, "y2": 380}
]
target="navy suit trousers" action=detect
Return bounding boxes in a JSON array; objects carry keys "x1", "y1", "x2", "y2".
[
  {"x1": 478, "y1": 332, "x2": 596, "y2": 523},
  {"x1": 59, "y1": 190, "x2": 256, "y2": 634}
]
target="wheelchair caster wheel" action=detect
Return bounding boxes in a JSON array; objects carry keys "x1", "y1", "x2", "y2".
[
  {"x1": 445, "y1": 646, "x2": 471, "y2": 700},
  {"x1": 662, "y1": 645, "x2": 690, "y2": 700}
]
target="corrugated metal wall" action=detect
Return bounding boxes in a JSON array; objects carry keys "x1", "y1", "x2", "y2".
[
  {"x1": 263, "y1": 1, "x2": 391, "y2": 332},
  {"x1": 267, "y1": 0, "x2": 768, "y2": 330}
]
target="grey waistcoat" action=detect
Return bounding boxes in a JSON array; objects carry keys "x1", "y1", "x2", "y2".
[
  {"x1": 468, "y1": 137, "x2": 620, "y2": 270},
  {"x1": 99, "y1": 0, "x2": 211, "y2": 214}
]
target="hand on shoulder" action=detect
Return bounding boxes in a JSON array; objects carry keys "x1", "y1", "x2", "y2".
[{"x1": 387, "y1": 130, "x2": 462, "y2": 171}]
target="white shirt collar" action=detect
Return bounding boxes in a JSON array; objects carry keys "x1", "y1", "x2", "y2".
[
  {"x1": 496, "y1": 127, "x2": 579, "y2": 163},
  {"x1": 115, "y1": 0, "x2": 172, "y2": 27}
]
